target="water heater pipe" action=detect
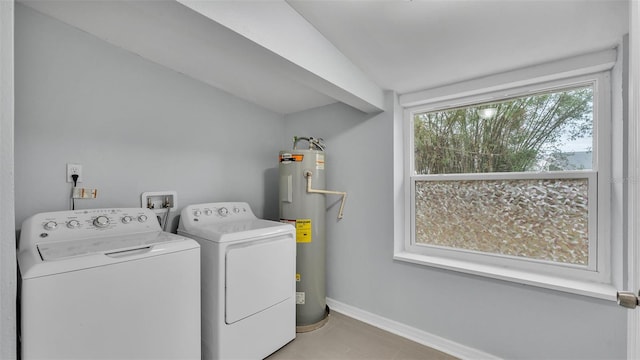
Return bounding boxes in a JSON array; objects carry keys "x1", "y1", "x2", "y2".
[{"x1": 304, "y1": 170, "x2": 347, "y2": 220}]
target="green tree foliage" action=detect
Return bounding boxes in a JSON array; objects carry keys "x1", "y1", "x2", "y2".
[{"x1": 414, "y1": 86, "x2": 593, "y2": 174}]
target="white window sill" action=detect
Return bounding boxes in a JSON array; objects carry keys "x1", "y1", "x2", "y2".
[{"x1": 393, "y1": 251, "x2": 618, "y2": 301}]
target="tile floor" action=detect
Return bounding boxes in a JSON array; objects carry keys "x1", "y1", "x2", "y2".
[{"x1": 266, "y1": 311, "x2": 458, "y2": 360}]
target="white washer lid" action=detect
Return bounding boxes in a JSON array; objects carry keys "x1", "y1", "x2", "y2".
[
  {"x1": 37, "y1": 231, "x2": 184, "y2": 261},
  {"x1": 19, "y1": 232, "x2": 199, "y2": 279}
]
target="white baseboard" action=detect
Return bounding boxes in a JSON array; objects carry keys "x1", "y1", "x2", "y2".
[{"x1": 326, "y1": 298, "x2": 501, "y2": 360}]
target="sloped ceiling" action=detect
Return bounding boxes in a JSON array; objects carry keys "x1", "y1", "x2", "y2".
[
  {"x1": 288, "y1": 0, "x2": 629, "y2": 95},
  {"x1": 19, "y1": 0, "x2": 629, "y2": 115},
  {"x1": 19, "y1": 0, "x2": 384, "y2": 114}
]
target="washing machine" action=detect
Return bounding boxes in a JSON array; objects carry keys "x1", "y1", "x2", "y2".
[
  {"x1": 178, "y1": 202, "x2": 296, "y2": 359},
  {"x1": 17, "y1": 208, "x2": 201, "y2": 360}
]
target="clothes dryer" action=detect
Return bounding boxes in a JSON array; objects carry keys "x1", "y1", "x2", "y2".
[
  {"x1": 18, "y1": 208, "x2": 200, "y2": 360},
  {"x1": 178, "y1": 202, "x2": 296, "y2": 359}
]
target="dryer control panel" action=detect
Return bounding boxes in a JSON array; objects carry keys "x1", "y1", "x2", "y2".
[
  {"x1": 182, "y1": 202, "x2": 255, "y2": 224},
  {"x1": 19, "y1": 208, "x2": 161, "y2": 250},
  {"x1": 178, "y1": 202, "x2": 294, "y2": 243}
]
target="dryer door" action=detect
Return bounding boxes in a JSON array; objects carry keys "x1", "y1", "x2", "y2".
[{"x1": 225, "y1": 235, "x2": 295, "y2": 324}]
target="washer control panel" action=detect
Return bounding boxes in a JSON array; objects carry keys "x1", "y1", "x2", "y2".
[
  {"x1": 181, "y1": 202, "x2": 255, "y2": 224},
  {"x1": 19, "y1": 208, "x2": 160, "y2": 248}
]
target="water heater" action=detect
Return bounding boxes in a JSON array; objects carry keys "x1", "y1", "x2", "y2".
[{"x1": 279, "y1": 137, "x2": 346, "y2": 332}]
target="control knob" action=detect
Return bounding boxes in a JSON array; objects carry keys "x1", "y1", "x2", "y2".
[
  {"x1": 218, "y1": 207, "x2": 229, "y2": 217},
  {"x1": 43, "y1": 221, "x2": 57, "y2": 231},
  {"x1": 138, "y1": 215, "x2": 148, "y2": 223},
  {"x1": 66, "y1": 220, "x2": 80, "y2": 229},
  {"x1": 193, "y1": 210, "x2": 202, "y2": 217},
  {"x1": 93, "y1": 215, "x2": 110, "y2": 228},
  {"x1": 121, "y1": 216, "x2": 133, "y2": 224},
  {"x1": 204, "y1": 209, "x2": 213, "y2": 216}
]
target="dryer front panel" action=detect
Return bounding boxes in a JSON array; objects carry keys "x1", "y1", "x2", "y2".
[{"x1": 225, "y1": 235, "x2": 295, "y2": 324}]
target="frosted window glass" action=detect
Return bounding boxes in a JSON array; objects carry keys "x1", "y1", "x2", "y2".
[{"x1": 415, "y1": 178, "x2": 589, "y2": 265}]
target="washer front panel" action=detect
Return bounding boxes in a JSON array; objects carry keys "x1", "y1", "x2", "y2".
[{"x1": 21, "y1": 244, "x2": 201, "y2": 360}]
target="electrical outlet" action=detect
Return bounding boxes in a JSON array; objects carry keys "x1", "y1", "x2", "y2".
[{"x1": 66, "y1": 163, "x2": 82, "y2": 183}]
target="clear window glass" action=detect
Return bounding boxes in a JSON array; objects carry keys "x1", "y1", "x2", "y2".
[{"x1": 413, "y1": 85, "x2": 593, "y2": 175}]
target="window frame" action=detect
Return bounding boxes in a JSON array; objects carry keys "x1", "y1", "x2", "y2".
[{"x1": 395, "y1": 56, "x2": 619, "y2": 300}]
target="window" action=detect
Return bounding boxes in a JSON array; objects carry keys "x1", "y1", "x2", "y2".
[
  {"x1": 413, "y1": 84, "x2": 596, "y2": 267},
  {"x1": 395, "y1": 50, "x2": 621, "y2": 299}
]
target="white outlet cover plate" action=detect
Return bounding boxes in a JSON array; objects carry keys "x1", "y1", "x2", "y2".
[{"x1": 66, "y1": 163, "x2": 82, "y2": 183}]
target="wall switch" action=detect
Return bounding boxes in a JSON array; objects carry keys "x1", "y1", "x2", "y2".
[{"x1": 66, "y1": 163, "x2": 82, "y2": 183}]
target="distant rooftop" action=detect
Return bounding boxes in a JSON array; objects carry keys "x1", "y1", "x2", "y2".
[{"x1": 546, "y1": 151, "x2": 592, "y2": 171}]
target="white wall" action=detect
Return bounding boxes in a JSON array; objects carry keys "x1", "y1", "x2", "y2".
[
  {"x1": 0, "y1": 1, "x2": 16, "y2": 358},
  {"x1": 283, "y1": 94, "x2": 628, "y2": 359},
  {"x1": 14, "y1": 4, "x2": 286, "y2": 231}
]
